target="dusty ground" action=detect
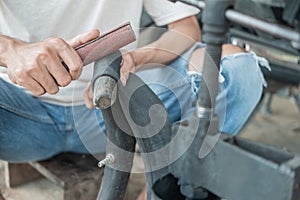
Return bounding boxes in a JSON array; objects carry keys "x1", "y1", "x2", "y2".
[
  {"x1": 0, "y1": 94, "x2": 299, "y2": 200},
  {"x1": 240, "y1": 94, "x2": 300, "y2": 154}
]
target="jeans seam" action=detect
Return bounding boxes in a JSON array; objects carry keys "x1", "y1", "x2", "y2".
[{"x1": 0, "y1": 104, "x2": 54, "y2": 124}]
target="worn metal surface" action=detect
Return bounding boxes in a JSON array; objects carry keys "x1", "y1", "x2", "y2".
[
  {"x1": 92, "y1": 50, "x2": 122, "y2": 110},
  {"x1": 170, "y1": 120, "x2": 300, "y2": 200},
  {"x1": 93, "y1": 77, "x2": 117, "y2": 109}
]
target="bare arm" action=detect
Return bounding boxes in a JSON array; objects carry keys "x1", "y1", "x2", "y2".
[
  {"x1": 120, "y1": 16, "x2": 201, "y2": 84},
  {"x1": 134, "y1": 15, "x2": 200, "y2": 66}
]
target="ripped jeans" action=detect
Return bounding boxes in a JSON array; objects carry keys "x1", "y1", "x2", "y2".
[
  {"x1": 0, "y1": 43, "x2": 268, "y2": 162},
  {"x1": 138, "y1": 43, "x2": 268, "y2": 134}
]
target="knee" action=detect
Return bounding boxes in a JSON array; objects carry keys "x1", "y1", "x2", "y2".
[
  {"x1": 221, "y1": 52, "x2": 265, "y2": 102},
  {"x1": 221, "y1": 44, "x2": 246, "y2": 58},
  {"x1": 217, "y1": 52, "x2": 267, "y2": 134}
]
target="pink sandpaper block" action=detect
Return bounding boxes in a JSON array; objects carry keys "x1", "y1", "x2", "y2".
[{"x1": 75, "y1": 22, "x2": 136, "y2": 65}]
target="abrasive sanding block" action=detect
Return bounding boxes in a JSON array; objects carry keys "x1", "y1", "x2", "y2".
[{"x1": 75, "y1": 22, "x2": 136, "y2": 65}]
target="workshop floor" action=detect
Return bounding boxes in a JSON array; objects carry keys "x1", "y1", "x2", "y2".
[
  {"x1": 241, "y1": 94, "x2": 300, "y2": 154},
  {"x1": 0, "y1": 94, "x2": 299, "y2": 200}
]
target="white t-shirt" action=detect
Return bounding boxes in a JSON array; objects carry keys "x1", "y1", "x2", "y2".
[{"x1": 0, "y1": 0, "x2": 199, "y2": 106}]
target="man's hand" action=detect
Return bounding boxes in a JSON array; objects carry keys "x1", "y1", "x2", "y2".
[
  {"x1": 120, "y1": 51, "x2": 136, "y2": 86},
  {"x1": 0, "y1": 30, "x2": 99, "y2": 96},
  {"x1": 84, "y1": 81, "x2": 94, "y2": 109},
  {"x1": 84, "y1": 52, "x2": 136, "y2": 108}
]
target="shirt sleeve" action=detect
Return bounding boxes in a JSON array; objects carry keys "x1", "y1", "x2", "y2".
[{"x1": 143, "y1": 0, "x2": 200, "y2": 26}]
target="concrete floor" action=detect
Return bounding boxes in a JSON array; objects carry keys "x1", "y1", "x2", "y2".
[
  {"x1": 0, "y1": 95, "x2": 299, "y2": 200},
  {"x1": 240, "y1": 94, "x2": 300, "y2": 154}
]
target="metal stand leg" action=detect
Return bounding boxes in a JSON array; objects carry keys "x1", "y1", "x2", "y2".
[
  {"x1": 260, "y1": 92, "x2": 273, "y2": 115},
  {"x1": 293, "y1": 88, "x2": 300, "y2": 113}
]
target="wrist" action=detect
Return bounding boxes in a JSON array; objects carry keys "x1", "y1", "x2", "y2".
[
  {"x1": 130, "y1": 48, "x2": 153, "y2": 70},
  {"x1": 127, "y1": 51, "x2": 137, "y2": 67},
  {"x1": 0, "y1": 35, "x2": 21, "y2": 67}
]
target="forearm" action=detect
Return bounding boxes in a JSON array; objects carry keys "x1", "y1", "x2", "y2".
[{"x1": 132, "y1": 16, "x2": 201, "y2": 70}]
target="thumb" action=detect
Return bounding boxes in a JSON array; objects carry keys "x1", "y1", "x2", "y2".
[
  {"x1": 84, "y1": 82, "x2": 95, "y2": 108},
  {"x1": 120, "y1": 71, "x2": 129, "y2": 86},
  {"x1": 68, "y1": 29, "x2": 100, "y2": 48}
]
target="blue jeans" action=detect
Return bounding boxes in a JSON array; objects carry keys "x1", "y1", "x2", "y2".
[{"x1": 0, "y1": 43, "x2": 266, "y2": 162}]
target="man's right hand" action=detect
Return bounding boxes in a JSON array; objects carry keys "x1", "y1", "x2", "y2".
[{"x1": 0, "y1": 30, "x2": 99, "y2": 96}]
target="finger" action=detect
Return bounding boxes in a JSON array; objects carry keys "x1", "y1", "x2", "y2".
[
  {"x1": 84, "y1": 82, "x2": 95, "y2": 108},
  {"x1": 120, "y1": 71, "x2": 129, "y2": 86},
  {"x1": 120, "y1": 53, "x2": 135, "y2": 86},
  {"x1": 49, "y1": 38, "x2": 83, "y2": 80},
  {"x1": 42, "y1": 50, "x2": 72, "y2": 87},
  {"x1": 68, "y1": 29, "x2": 100, "y2": 48},
  {"x1": 30, "y1": 62, "x2": 59, "y2": 94},
  {"x1": 18, "y1": 77, "x2": 45, "y2": 96},
  {"x1": 10, "y1": 68, "x2": 45, "y2": 96}
]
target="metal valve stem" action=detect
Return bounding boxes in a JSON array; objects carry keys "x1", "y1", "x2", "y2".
[{"x1": 98, "y1": 154, "x2": 115, "y2": 168}]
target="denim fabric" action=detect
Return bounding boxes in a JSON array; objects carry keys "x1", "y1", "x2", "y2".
[
  {"x1": 137, "y1": 43, "x2": 266, "y2": 134},
  {"x1": 0, "y1": 43, "x2": 266, "y2": 162},
  {"x1": 0, "y1": 79, "x2": 107, "y2": 162}
]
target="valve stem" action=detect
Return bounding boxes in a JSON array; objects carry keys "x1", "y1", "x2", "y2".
[{"x1": 98, "y1": 154, "x2": 115, "y2": 168}]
